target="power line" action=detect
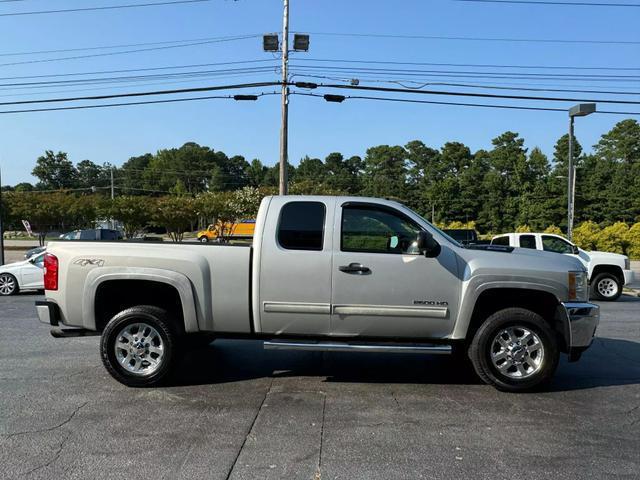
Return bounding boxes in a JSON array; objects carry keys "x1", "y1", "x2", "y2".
[
  {"x1": 291, "y1": 70, "x2": 640, "y2": 93},
  {"x1": 0, "y1": 91, "x2": 278, "y2": 115},
  {"x1": 456, "y1": 0, "x2": 640, "y2": 6},
  {"x1": 290, "y1": 73, "x2": 640, "y2": 96},
  {"x1": 297, "y1": 57, "x2": 640, "y2": 72},
  {"x1": 0, "y1": 66, "x2": 278, "y2": 89},
  {"x1": 0, "y1": 81, "x2": 280, "y2": 106},
  {"x1": 302, "y1": 31, "x2": 640, "y2": 46},
  {"x1": 293, "y1": 91, "x2": 640, "y2": 116},
  {"x1": 290, "y1": 65, "x2": 640, "y2": 81},
  {"x1": 310, "y1": 83, "x2": 640, "y2": 105},
  {"x1": 0, "y1": 34, "x2": 259, "y2": 68},
  {"x1": 0, "y1": 0, "x2": 216, "y2": 17},
  {"x1": 0, "y1": 35, "x2": 262, "y2": 58},
  {"x1": 0, "y1": 59, "x2": 275, "y2": 82}
]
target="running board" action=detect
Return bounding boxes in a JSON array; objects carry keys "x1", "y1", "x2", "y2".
[
  {"x1": 50, "y1": 327, "x2": 101, "y2": 338},
  {"x1": 263, "y1": 340, "x2": 451, "y2": 355}
]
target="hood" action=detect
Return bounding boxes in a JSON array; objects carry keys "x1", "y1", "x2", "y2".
[
  {"x1": 459, "y1": 243, "x2": 585, "y2": 274},
  {"x1": 585, "y1": 250, "x2": 627, "y2": 261}
]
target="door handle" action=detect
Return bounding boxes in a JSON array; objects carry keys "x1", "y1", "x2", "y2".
[{"x1": 339, "y1": 263, "x2": 371, "y2": 275}]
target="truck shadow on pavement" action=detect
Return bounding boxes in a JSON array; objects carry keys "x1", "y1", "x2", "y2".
[{"x1": 172, "y1": 336, "x2": 640, "y2": 392}]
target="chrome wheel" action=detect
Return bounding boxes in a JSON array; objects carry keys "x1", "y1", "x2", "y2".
[
  {"x1": 490, "y1": 326, "x2": 544, "y2": 379},
  {"x1": 0, "y1": 274, "x2": 17, "y2": 296},
  {"x1": 114, "y1": 323, "x2": 164, "y2": 376},
  {"x1": 597, "y1": 277, "x2": 618, "y2": 298}
]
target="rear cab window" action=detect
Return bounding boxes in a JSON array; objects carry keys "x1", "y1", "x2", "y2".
[
  {"x1": 518, "y1": 235, "x2": 537, "y2": 249},
  {"x1": 277, "y1": 201, "x2": 326, "y2": 251}
]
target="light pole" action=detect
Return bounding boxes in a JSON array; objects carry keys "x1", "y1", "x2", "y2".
[{"x1": 567, "y1": 103, "x2": 595, "y2": 241}]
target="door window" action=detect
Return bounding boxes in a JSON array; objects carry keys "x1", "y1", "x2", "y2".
[
  {"x1": 341, "y1": 205, "x2": 421, "y2": 254},
  {"x1": 519, "y1": 235, "x2": 537, "y2": 249},
  {"x1": 277, "y1": 201, "x2": 326, "y2": 251},
  {"x1": 542, "y1": 235, "x2": 573, "y2": 254}
]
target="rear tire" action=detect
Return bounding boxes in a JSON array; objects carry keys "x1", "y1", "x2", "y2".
[
  {"x1": 0, "y1": 273, "x2": 18, "y2": 296},
  {"x1": 100, "y1": 305, "x2": 177, "y2": 387},
  {"x1": 590, "y1": 272, "x2": 622, "y2": 301},
  {"x1": 468, "y1": 307, "x2": 559, "y2": 392}
]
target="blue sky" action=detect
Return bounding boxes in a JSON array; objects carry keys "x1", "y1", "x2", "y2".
[{"x1": 1, "y1": 0, "x2": 639, "y2": 185}]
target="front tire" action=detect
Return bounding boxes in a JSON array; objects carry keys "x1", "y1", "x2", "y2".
[
  {"x1": 199, "y1": 236, "x2": 209, "y2": 243},
  {"x1": 591, "y1": 273, "x2": 622, "y2": 301},
  {"x1": 100, "y1": 306, "x2": 177, "y2": 387},
  {"x1": 0, "y1": 273, "x2": 18, "y2": 296},
  {"x1": 468, "y1": 308, "x2": 559, "y2": 392}
]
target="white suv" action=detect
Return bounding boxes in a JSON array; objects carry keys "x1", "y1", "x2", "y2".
[{"x1": 492, "y1": 232, "x2": 636, "y2": 301}]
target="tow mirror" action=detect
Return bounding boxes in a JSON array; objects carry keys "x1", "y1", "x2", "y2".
[{"x1": 417, "y1": 231, "x2": 441, "y2": 258}]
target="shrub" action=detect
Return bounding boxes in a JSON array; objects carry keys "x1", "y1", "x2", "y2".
[
  {"x1": 596, "y1": 222, "x2": 630, "y2": 255},
  {"x1": 544, "y1": 225, "x2": 563, "y2": 235},
  {"x1": 625, "y1": 223, "x2": 640, "y2": 259},
  {"x1": 572, "y1": 221, "x2": 600, "y2": 251},
  {"x1": 515, "y1": 224, "x2": 531, "y2": 233}
]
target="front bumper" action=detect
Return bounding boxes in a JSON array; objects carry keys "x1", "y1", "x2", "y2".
[
  {"x1": 624, "y1": 269, "x2": 638, "y2": 288},
  {"x1": 561, "y1": 301, "x2": 600, "y2": 354}
]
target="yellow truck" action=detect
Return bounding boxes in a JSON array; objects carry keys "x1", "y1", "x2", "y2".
[{"x1": 197, "y1": 219, "x2": 256, "y2": 243}]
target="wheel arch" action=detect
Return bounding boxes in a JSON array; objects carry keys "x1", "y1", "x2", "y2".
[
  {"x1": 591, "y1": 264, "x2": 624, "y2": 285},
  {"x1": 85, "y1": 267, "x2": 198, "y2": 333},
  {"x1": 458, "y1": 287, "x2": 569, "y2": 353}
]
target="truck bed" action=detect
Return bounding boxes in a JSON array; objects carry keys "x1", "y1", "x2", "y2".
[{"x1": 44, "y1": 241, "x2": 253, "y2": 333}]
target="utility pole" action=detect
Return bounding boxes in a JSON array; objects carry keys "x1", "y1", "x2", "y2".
[
  {"x1": 110, "y1": 167, "x2": 115, "y2": 230},
  {"x1": 0, "y1": 165, "x2": 4, "y2": 266},
  {"x1": 278, "y1": 0, "x2": 290, "y2": 195}
]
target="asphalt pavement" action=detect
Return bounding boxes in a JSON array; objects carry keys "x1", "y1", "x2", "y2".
[{"x1": 0, "y1": 294, "x2": 639, "y2": 480}]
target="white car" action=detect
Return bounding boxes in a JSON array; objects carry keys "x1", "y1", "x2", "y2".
[
  {"x1": 0, "y1": 252, "x2": 45, "y2": 296},
  {"x1": 491, "y1": 232, "x2": 637, "y2": 301}
]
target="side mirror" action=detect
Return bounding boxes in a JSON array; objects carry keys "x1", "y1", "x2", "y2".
[
  {"x1": 572, "y1": 245, "x2": 579, "y2": 255},
  {"x1": 417, "y1": 231, "x2": 441, "y2": 258}
]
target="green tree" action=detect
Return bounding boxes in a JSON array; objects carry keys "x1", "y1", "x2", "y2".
[
  {"x1": 32, "y1": 151, "x2": 77, "y2": 190},
  {"x1": 361, "y1": 145, "x2": 407, "y2": 200},
  {"x1": 151, "y1": 196, "x2": 196, "y2": 242},
  {"x1": 76, "y1": 160, "x2": 111, "y2": 190},
  {"x1": 107, "y1": 196, "x2": 151, "y2": 238},
  {"x1": 296, "y1": 156, "x2": 326, "y2": 183}
]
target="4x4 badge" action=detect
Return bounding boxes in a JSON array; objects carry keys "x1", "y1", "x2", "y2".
[{"x1": 74, "y1": 259, "x2": 105, "y2": 267}]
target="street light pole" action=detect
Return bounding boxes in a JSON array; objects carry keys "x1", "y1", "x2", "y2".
[
  {"x1": 566, "y1": 103, "x2": 596, "y2": 241},
  {"x1": 278, "y1": 0, "x2": 290, "y2": 196},
  {"x1": 567, "y1": 114, "x2": 575, "y2": 241}
]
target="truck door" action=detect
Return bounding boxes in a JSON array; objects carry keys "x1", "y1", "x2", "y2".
[
  {"x1": 331, "y1": 202, "x2": 460, "y2": 339},
  {"x1": 256, "y1": 198, "x2": 334, "y2": 335}
]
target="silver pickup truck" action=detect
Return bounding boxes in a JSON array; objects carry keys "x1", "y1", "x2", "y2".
[{"x1": 36, "y1": 196, "x2": 599, "y2": 392}]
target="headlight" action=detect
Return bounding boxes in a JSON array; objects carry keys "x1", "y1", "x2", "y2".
[
  {"x1": 624, "y1": 257, "x2": 630, "y2": 271},
  {"x1": 568, "y1": 271, "x2": 588, "y2": 302}
]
